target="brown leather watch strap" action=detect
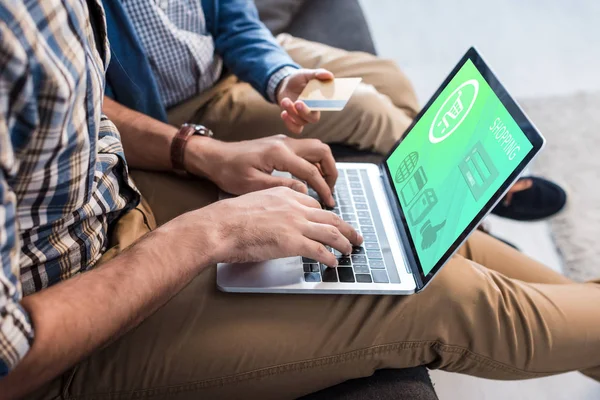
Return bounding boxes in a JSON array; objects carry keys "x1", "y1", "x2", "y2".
[{"x1": 170, "y1": 124, "x2": 196, "y2": 173}]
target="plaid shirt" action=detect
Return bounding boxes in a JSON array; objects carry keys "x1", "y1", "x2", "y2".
[
  {"x1": 123, "y1": 0, "x2": 295, "y2": 107},
  {"x1": 0, "y1": 0, "x2": 139, "y2": 377}
]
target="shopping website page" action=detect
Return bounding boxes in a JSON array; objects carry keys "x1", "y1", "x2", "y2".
[{"x1": 386, "y1": 59, "x2": 533, "y2": 275}]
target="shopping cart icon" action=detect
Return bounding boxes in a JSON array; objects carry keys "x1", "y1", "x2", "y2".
[
  {"x1": 429, "y1": 79, "x2": 479, "y2": 144},
  {"x1": 436, "y1": 90, "x2": 464, "y2": 134}
]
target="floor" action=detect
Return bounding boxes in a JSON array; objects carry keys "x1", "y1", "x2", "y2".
[{"x1": 358, "y1": 0, "x2": 600, "y2": 398}]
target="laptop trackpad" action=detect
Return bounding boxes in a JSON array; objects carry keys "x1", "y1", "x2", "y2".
[{"x1": 217, "y1": 257, "x2": 303, "y2": 289}]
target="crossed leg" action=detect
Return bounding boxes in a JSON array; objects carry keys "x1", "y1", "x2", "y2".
[
  {"x1": 167, "y1": 34, "x2": 420, "y2": 154},
  {"x1": 42, "y1": 171, "x2": 600, "y2": 400}
]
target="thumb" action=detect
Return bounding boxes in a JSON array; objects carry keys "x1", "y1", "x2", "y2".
[
  {"x1": 255, "y1": 173, "x2": 308, "y2": 194},
  {"x1": 303, "y1": 68, "x2": 334, "y2": 82}
]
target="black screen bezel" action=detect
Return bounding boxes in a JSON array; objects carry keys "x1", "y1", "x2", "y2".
[{"x1": 382, "y1": 47, "x2": 545, "y2": 289}]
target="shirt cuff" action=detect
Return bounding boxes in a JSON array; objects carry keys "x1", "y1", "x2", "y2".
[
  {"x1": 0, "y1": 302, "x2": 34, "y2": 377},
  {"x1": 267, "y1": 66, "x2": 299, "y2": 103}
]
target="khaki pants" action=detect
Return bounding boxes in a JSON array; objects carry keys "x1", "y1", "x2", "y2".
[
  {"x1": 167, "y1": 34, "x2": 420, "y2": 154},
  {"x1": 32, "y1": 36, "x2": 600, "y2": 400},
  {"x1": 32, "y1": 169, "x2": 600, "y2": 400}
]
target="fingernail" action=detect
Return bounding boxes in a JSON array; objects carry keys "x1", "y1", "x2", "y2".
[
  {"x1": 329, "y1": 194, "x2": 335, "y2": 206},
  {"x1": 296, "y1": 102, "x2": 305, "y2": 111},
  {"x1": 333, "y1": 260, "x2": 338, "y2": 267}
]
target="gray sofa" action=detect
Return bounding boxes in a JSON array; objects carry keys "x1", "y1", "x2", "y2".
[{"x1": 253, "y1": 1, "x2": 439, "y2": 399}]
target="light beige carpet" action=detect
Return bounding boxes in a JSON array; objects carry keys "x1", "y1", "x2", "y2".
[{"x1": 520, "y1": 91, "x2": 600, "y2": 282}]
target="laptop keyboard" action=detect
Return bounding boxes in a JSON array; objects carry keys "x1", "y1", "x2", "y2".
[{"x1": 302, "y1": 168, "x2": 395, "y2": 284}]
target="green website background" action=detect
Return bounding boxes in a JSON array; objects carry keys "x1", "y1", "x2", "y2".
[{"x1": 386, "y1": 59, "x2": 533, "y2": 276}]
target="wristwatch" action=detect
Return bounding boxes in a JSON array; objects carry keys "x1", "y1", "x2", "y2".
[{"x1": 170, "y1": 123, "x2": 214, "y2": 174}]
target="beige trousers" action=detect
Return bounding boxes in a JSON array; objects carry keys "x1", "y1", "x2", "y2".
[
  {"x1": 31, "y1": 168, "x2": 600, "y2": 400},
  {"x1": 167, "y1": 34, "x2": 420, "y2": 154}
]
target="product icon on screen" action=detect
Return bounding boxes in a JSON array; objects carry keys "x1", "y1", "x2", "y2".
[
  {"x1": 408, "y1": 188, "x2": 438, "y2": 225},
  {"x1": 420, "y1": 219, "x2": 446, "y2": 250},
  {"x1": 395, "y1": 151, "x2": 419, "y2": 183},
  {"x1": 400, "y1": 166, "x2": 428, "y2": 206},
  {"x1": 458, "y1": 141, "x2": 500, "y2": 201}
]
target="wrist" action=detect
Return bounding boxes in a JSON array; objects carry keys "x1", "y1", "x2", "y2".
[
  {"x1": 158, "y1": 208, "x2": 222, "y2": 269},
  {"x1": 182, "y1": 135, "x2": 223, "y2": 179},
  {"x1": 275, "y1": 76, "x2": 290, "y2": 105},
  {"x1": 270, "y1": 66, "x2": 298, "y2": 104}
]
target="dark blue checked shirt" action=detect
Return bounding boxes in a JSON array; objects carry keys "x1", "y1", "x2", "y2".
[
  {"x1": 0, "y1": 0, "x2": 139, "y2": 376},
  {"x1": 123, "y1": 0, "x2": 296, "y2": 107}
]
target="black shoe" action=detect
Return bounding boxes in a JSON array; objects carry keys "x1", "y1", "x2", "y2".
[{"x1": 491, "y1": 177, "x2": 567, "y2": 221}]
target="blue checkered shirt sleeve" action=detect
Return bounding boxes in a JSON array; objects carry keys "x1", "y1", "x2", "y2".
[
  {"x1": 0, "y1": 0, "x2": 140, "y2": 377},
  {"x1": 0, "y1": 23, "x2": 34, "y2": 377}
]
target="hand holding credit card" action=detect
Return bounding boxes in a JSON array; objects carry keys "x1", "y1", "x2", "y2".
[{"x1": 298, "y1": 77, "x2": 362, "y2": 111}]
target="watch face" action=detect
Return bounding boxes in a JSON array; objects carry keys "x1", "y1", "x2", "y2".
[
  {"x1": 182, "y1": 123, "x2": 213, "y2": 137},
  {"x1": 182, "y1": 123, "x2": 199, "y2": 130}
]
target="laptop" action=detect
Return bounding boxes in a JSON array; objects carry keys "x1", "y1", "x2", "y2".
[{"x1": 217, "y1": 47, "x2": 545, "y2": 295}]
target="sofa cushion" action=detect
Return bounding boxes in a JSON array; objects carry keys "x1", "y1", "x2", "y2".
[
  {"x1": 299, "y1": 368, "x2": 439, "y2": 400},
  {"x1": 286, "y1": 0, "x2": 377, "y2": 55},
  {"x1": 253, "y1": 0, "x2": 307, "y2": 35}
]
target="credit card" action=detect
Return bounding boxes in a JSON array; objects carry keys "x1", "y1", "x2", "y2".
[{"x1": 298, "y1": 77, "x2": 362, "y2": 111}]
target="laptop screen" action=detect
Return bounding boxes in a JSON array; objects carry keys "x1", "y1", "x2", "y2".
[{"x1": 385, "y1": 58, "x2": 534, "y2": 278}]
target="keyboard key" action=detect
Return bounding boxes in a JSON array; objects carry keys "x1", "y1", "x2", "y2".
[
  {"x1": 352, "y1": 255, "x2": 367, "y2": 264},
  {"x1": 359, "y1": 218, "x2": 372, "y2": 226},
  {"x1": 302, "y1": 257, "x2": 317, "y2": 263},
  {"x1": 342, "y1": 214, "x2": 356, "y2": 222},
  {"x1": 332, "y1": 208, "x2": 341, "y2": 216},
  {"x1": 303, "y1": 263, "x2": 319, "y2": 272},
  {"x1": 349, "y1": 221, "x2": 359, "y2": 229},
  {"x1": 353, "y1": 196, "x2": 366, "y2": 203},
  {"x1": 353, "y1": 264, "x2": 369, "y2": 274},
  {"x1": 361, "y1": 226, "x2": 375, "y2": 233},
  {"x1": 352, "y1": 246, "x2": 365, "y2": 255},
  {"x1": 365, "y1": 242, "x2": 380, "y2": 250},
  {"x1": 321, "y1": 265, "x2": 338, "y2": 282},
  {"x1": 348, "y1": 175, "x2": 360, "y2": 182},
  {"x1": 355, "y1": 203, "x2": 369, "y2": 210},
  {"x1": 363, "y1": 234, "x2": 378, "y2": 242},
  {"x1": 352, "y1": 189, "x2": 364, "y2": 196},
  {"x1": 356, "y1": 274, "x2": 373, "y2": 283},
  {"x1": 337, "y1": 198, "x2": 352, "y2": 207},
  {"x1": 337, "y1": 267, "x2": 355, "y2": 282},
  {"x1": 357, "y1": 211, "x2": 370, "y2": 218},
  {"x1": 337, "y1": 193, "x2": 351, "y2": 201},
  {"x1": 349, "y1": 182, "x2": 362, "y2": 189},
  {"x1": 304, "y1": 272, "x2": 321, "y2": 283},
  {"x1": 372, "y1": 269, "x2": 389, "y2": 283},
  {"x1": 337, "y1": 257, "x2": 351, "y2": 266},
  {"x1": 369, "y1": 259, "x2": 386, "y2": 269},
  {"x1": 338, "y1": 170, "x2": 345, "y2": 177},
  {"x1": 367, "y1": 250, "x2": 383, "y2": 259},
  {"x1": 340, "y1": 206, "x2": 353, "y2": 214},
  {"x1": 347, "y1": 169, "x2": 359, "y2": 176}
]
